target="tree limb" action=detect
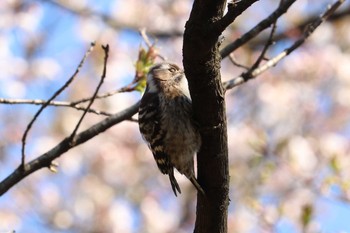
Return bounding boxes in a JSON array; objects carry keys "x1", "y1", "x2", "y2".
[
  {"x1": 20, "y1": 43, "x2": 95, "y2": 167},
  {"x1": 0, "y1": 0, "x2": 344, "y2": 206},
  {"x1": 220, "y1": 0, "x2": 297, "y2": 59},
  {"x1": 183, "y1": 1, "x2": 229, "y2": 233},
  {"x1": 0, "y1": 101, "x2": 140, "y2": 196},
  {"x1": 42, "y1": 0, "x2": 350, "y2": 42},
  {"x1": 223, "y1": 0, "x2": 345, "y2": 90},
  {"x1": 250, "y1": 6, "x2": 350, "y2": 49},
  {"x1": 214, "y1": 0, "x2": 260, "y2": 34},
  {"x1": 70, "y1": 44, "x2": 109, "y2": 139}
]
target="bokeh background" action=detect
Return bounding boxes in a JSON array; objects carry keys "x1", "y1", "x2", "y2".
[{"x1": 1, "y1": 0, "x2": 350, "y2": 232}]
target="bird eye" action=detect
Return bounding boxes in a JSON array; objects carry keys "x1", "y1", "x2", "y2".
[{"x1": 168, "y1": 67, "x2": 176, "y2": 73}]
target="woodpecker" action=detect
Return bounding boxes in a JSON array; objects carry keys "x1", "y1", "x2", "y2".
[{"x1": 138, "y1": 62, "x2": 204, "y2": 196}]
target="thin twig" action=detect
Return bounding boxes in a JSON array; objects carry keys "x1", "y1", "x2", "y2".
[
  {"x1": 250, "y1": 6, "x2": 350, "y2": 49},
  {"x1": 220, "y1": 0, "x2": 297, "y2": 59},
  {"x1": 228, "y1": 54, "x2": 249, "y2": 70},
  {"x1": 70, "y1": 85, "x2": 135, "y2": 105},
  {"x1": 70, "y1": 44, "x2": 109, "y2": 140},
  {"x1": 223, "y1": 51, "x2": 285, "y2": 90},
  {"x1": 20, "y1": 42, "x2": 96, "y2": 168},
  {"x1": 139, "y1": 28, "x2": 166, "y2": 61},
  {"x1": 228, "y1": 21, "x2": 277, "y2": 72},
  {"x1": 67, "y1": 30, "x2": 157, "y2": 107},
  {"x1": 0, "y1": 98, "x2": 112, "y2": 116},
  {"x1": 0, "y1": 101, "x2": 140, "y2": 196},
  {"x1": 139, "y1": 28, "x2": 153, "y2": 48},
  {"x1": 223, "y1": 0, "x2": 345, "y2": 91},
  {"x1": 251, "y1": 20, "x2": 277, "y2": 71},
  {"x1": 214, "y1": 0, "x2": 260, "y2": 34},
  {"x1": 0, "y1": 0, "x2": 343, "y2": 198}
]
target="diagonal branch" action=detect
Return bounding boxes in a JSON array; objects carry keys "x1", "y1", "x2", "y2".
[
  {"x1": 220, "y1": 0, "x2": 297, "y2": 59},
  {"x1": 223, "y1": 0, "x2": 345, "y2": 90},
  {"x1": 214, "y1": 0, "x2": 260, "y2": 34},
  {"x1": 70, "y1": 44, "x2": 109, "y2": 140},
  {"x1": 250, "y1": 20, "x2": 277, "y2": 71},
  {"x1": 1, "y1": 0, "x2": 344, "y2": 202},
  {"x1": 0, "y1": 101, "x2": 140, "y2": 196},
  {"x1": 20, "y1": 42, "x2": 95, "y2": 168},
  {"x1": 250, "y1": 6, "x2": 350, "y2": 49}
]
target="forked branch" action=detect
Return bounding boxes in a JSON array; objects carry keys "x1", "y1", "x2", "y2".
[
  {"x1": 223, "y1": 0, "x2": 345, "y2": 90},
  {"x1": 20, "y1": 43, "x2": 96, "y2": 168}
]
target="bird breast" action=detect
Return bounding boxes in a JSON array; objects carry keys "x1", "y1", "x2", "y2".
[{"x1": 159, "y1": 95, "x2": 201, "y2": 174}]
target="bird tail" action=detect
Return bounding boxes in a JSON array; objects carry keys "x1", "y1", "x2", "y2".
[
  {"x1": 189, "y1": 176, "x2": 205, "y2": 195},
  {"x1": 169, "y1": 169, "x2": 181, "y2": 196}
]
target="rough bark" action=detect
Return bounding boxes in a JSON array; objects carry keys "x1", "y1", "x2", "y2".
[{"x1": 183, "y1": 1, "x2": 229, "y2": 233}]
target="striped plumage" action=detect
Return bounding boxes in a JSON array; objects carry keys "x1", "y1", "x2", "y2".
[{"x1": 138, "y1": 63, "x2": 204, "y2": 196}]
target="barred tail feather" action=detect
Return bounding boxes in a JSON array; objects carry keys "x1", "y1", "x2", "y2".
[{"x1": 169, "y1": 169, "x2": 181, "y2": 196}]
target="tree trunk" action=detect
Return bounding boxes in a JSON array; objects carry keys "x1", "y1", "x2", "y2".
[{"x1": 183, "y1": 1, "x2": 229, "y2": 233}]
